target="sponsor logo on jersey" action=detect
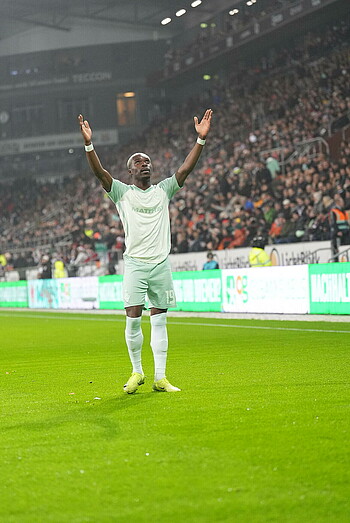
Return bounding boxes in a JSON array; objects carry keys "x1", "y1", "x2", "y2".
[{"x1": 132, "y1": 205, "x2": 163, "y2": 214}]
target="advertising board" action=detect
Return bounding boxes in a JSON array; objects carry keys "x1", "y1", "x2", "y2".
[
  {"x1": 221, "y1": 266, "x2": 309, "y2": 314},
  {"x1": 98, "y1": 275, "x2": 124, "y2": 310},
  {"x1": 3, "y1": 263, "x2": 350, "y2": 316},
  {"x1": 28, "y1": 277, "x2": 99, "y2": 309},
  {"x1": 309, "y1": 263, "x2": 350, "y2": 315},
  {"x1": 171, "y1": 270, "x2": 222, "y2": 312},
  {"x1": 0, "y1": 281, "x2": 28, "y2": 307}
]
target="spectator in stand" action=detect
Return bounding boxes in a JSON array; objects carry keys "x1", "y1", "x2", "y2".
[
  {"x1": 275, "y1": 211, "x2": 306, "y2": 243},
  {"x1": 189, "y1": 230, "x2": 206, "y2": 252},
  {"x1": 249, "y1": 236, "x2": 272, "y2": 268},
  {"x1": 0, "y1": 252, "x2": 9, "y2": 271},
  {"x1": 269, "y1": 214, "x2": 285, "y2": 242},
  {"x1": 255, "y1": 161, "x2": 272, "y2": 186},
  {"x1": 38, "y1": 255, "x2": 52, "y2": 279},
  {"x1": 266, "y1": 155, "x2": 280, "y2": 179},
  {"x1": 53, "y1": 259, "x2": 67, "y2": 278},
  {"x1": 12, "y1": 251, "x2": 29, "y2": 269},
  {"x1": 203, "y1": 252, "x2": 219, "y2": 270},
  {"x1": 71, "y1": 245, "x2": 88, "y2": 266},
  {"x1": 262, "y1": 201, "x2": 277, "y2": 226},
  {"x1": 329, "y1": 194, "x2": 350, "y2": 260},
  {"x1": 105, "y1": 227, "x2": 118, "y2": 250},
  {"x1": 228, "y1": 219, "x2": 247, "y2": 248},
  {"x1": 304, "y1": 208, "x2": 329, "y2": 241},
  {"x1": 282, "y1": 199, "x2": 293, "y2": 220},
  {"x1": 0, "y1": 252, "x2": 11, "y2": 279},
  {"x1": 217, "y1": 227, "x2": 233, "y2": 250},
  {"x1": 344, "y1": 187, "x2": 350, "y2": 210}
]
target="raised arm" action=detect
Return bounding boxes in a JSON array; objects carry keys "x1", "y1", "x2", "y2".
[
  {"x1": 175, "y1": 109, "x2": 213, "y2": 187},
  {"x1": 78, "y1": 114, "x2": 113, "y2": 192}
]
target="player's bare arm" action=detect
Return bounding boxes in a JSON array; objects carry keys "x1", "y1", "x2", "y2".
[
  {"x1": 78, "y1": 114, "x2": 113, "y2": 192},
  {"x1": 175, "y1": 109, "x2": 213, "y2": 187}
]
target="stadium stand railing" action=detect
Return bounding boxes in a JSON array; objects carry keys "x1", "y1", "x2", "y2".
[
  {"x1": 328, "y1": 246, "x2": 350, "y2": 263},
  {"x1": 259, "y1": 138, "x2": 330, "y2": 175}
]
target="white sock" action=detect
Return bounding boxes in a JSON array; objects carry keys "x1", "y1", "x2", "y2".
[
  {"x1": 125, "y1": 316, "x2": 144, "y2": 375},
  {"x1": 150, "y1": 313, "x2": 168, "y2": 381}
]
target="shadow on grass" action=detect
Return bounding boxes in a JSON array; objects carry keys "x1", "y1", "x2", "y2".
[{"x1": 3, "y1": 391, "x2": 156, "y2": 439}]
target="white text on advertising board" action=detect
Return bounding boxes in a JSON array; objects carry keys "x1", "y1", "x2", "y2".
[
  {"x1": 311, "y1": 273, "x2": 350, "y2": 303},
  {"x1": 174, "y1": 279, "x2": 221, "y2": 303}
]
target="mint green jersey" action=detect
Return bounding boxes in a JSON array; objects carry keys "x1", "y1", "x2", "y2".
[{"x1": 107, "y1": 174, "x2": 181, "y2": 263}]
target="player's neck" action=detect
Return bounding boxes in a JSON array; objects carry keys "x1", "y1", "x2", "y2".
[{"x1": 133, "y1": 180, "x2": 151, "y2": 190}]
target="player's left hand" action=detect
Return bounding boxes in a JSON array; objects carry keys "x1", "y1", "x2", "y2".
[{"x1": 194, "y1": 109, "x2": 213, "y2": 139}]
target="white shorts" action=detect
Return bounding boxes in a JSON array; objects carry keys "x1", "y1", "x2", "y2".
[{"x1": 123, "y1": 256, "x2": 176, "y2": 309}]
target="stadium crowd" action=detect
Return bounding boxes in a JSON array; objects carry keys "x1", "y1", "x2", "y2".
[{"x1": 1, "y1": 16, "x2": 350, "y2": 273}]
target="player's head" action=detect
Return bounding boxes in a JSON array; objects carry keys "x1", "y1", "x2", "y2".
[
  {"x1": 207, "y1": 252, "x2": 214, "y2": 260},
  {"x1": 127, "y1": 153, "x2": 152, "y2": 180}
]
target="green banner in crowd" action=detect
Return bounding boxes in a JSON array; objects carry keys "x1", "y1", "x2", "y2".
[
  {"x1": 0, "y1": 281, "x2": 28, "y2": 307},
  {"x1": 98, "y1": 274, "x2": 124, "y2": 310},
  {"x1": 309, "y1": 263, "x2": 350, "y2": 314}
]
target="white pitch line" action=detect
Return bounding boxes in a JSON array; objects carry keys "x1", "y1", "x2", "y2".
[{"x1": 0, "y1": 312, "x2": 350, "y2": 334}]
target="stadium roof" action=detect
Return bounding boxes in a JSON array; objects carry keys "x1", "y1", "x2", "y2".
[{"x1": 0, "y1": 0, "x2": 238, "y2": 40}]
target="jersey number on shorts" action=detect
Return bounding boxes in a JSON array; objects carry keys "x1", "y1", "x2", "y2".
[{"x1": 165, "y1": 290, "x2": 175, "y2": 304}]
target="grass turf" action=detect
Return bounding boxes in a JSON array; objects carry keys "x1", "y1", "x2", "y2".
[{"x1": 0, "y1": 311, "x2": 349, "y2": 522}]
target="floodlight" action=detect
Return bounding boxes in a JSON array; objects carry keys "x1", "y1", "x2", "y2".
[
  {"x1": 161, "y1": 17, "x2": 172, "y2": 25},
  {"x1": 176, "y1": 9, "x2": 186, "y2": 17}
]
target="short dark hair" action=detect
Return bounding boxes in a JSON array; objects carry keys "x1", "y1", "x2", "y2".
[{"x1": 126, "y1": 152, "x2": 150, "y2": 169}]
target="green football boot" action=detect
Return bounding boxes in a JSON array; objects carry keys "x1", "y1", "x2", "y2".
[
  {"x1": 153, "y1": 377, "x2": 181, "y2": 392},
  {"x1": 123, "y1": 372, "x2": 145, "y2": 394}
]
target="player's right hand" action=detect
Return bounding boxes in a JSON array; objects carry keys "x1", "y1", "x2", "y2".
[{"x1": 78, "y1": 114, "x2": 92, "y2": 144}]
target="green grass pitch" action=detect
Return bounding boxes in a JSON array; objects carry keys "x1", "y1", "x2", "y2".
[{"x1": 1, "y1": 311, "x2": 349, "y2": 523}]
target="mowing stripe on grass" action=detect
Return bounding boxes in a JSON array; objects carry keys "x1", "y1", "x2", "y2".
[{"x1": 1, "y1": 311, "x2": 350, "y2": 334}]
